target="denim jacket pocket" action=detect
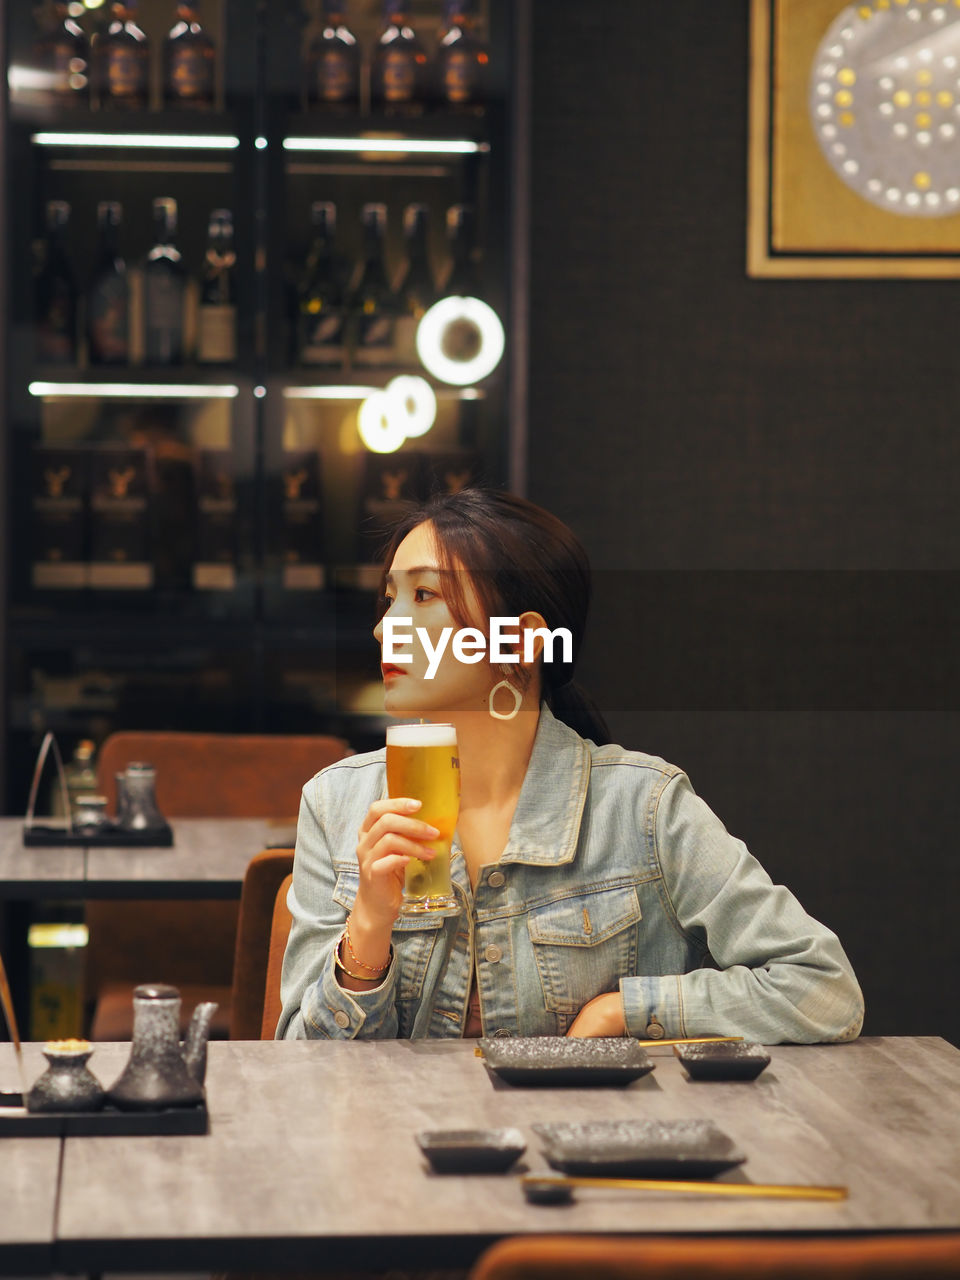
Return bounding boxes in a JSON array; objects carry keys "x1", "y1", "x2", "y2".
[
  {"x1": 527, "y1": 885, "x2": 641, "y2": 1015},
  {"x1": 391, "y1": 913, "x2": 445, "y2": 1002}
]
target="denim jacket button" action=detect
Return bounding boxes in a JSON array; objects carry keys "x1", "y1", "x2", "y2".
[
  {"x1": 333, "y1": 1010, "x2": 350, "y2": 1029},
  {"x1": 493, "y1": 1028, "x2": 512, "y2": 1037},
  {"x1": 487, "y1": 871, "x2": 506, "y2": 888},
  {"x1": 644, "y1": 1018, "x2": 665, "y2": 1039},
  {"x1": 484, "y1": 944, "x2": 503, "y2": 963}
]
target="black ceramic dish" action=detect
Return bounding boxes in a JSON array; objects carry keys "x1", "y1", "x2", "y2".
[
  {"x1": 673, "y1": 1041, "x2": 772, "y2": 1081},
  {"x1": 478, "y1": 1036, "x2": 655, "y2": 1087},
  {"x1": 533, "y1": 1118, "x2": 746, "y2": 1179},
  {"x1": 416, "y1": 1127, "x2": 526, "y2": 1174}
]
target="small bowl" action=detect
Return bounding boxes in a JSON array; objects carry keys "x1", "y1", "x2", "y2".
[
  {"x1": 673, "y1": 1041, "x2": 771, "y2": 1081},
  {"x1": 416, "y1": 1127, "x2": 526, "y2": 1174}
]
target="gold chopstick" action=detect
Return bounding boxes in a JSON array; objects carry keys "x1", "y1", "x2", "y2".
[
  {"x1": 635, "y1": 1036, "x2": 745, "y2": 1048},
  {"x1": 522, "y1": 1175, "x2": 847, "y2": 1202}
]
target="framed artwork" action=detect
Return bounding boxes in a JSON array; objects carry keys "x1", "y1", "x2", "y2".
[{"x1": 748, "y1": 0, "x2": 960, "y2": 277}]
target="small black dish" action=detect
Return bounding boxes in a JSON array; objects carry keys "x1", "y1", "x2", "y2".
[
  {"x1": 0, "y1": 1088, "x2": 23, "y2": 1108},
  {"x1": 478, "y1": 1036, "x2": 655, "y2": 1087},
  {"x1": 523, "y1": 1176, "x2": 576, "y2": 1205},
  {"x1": 673, "y1": 1041, "x2": 771, "y2": 1082},
  {"x1": 416, "y1": 1127, "x2": 526, "y2": 1174}
]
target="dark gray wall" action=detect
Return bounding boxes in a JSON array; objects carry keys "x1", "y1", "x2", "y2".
[{"x1": 526, "y1": 3, "x2": 959, "y2": 1045}]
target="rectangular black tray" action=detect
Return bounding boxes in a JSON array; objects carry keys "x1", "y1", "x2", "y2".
[
  {"x1": 22, "y1": 821, "x2": 174, "y2": 848},
  {"x1": 0, "y1": 1099, "x2": 207, "y2": 1137}
]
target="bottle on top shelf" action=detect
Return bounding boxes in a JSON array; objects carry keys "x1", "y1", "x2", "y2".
[
  {"x1": 435, "y1": 0, "x2": 488, "y2": 113},
  {"x1": 87, "y1": 201, "x2": 129, "y2": 366},
  {"x1": 197, "y1": 209, "x2": 237, "y2": 363},
  {"x1": 394, "y1": 203, "x2": 437, "y2": 364},
  {"x1": 35, "y1": 201, "x2": 77, "y2": 365},
  {"x1": 164, "y1": 0, "x2": 216, "y2": 110},
  {"x1": 371, "y1": 0, "x2": 427, "y2": 116},
  {"x1": 443, "y1": 203, "x2": 481, "y2": 296},
  {"x1": 350, "y1": 203, "x2": 399, "y2": 366},
  {"x1": 143, "y1": 197, "x2": 185, "y2": 365},
  {"x1": 50, "y1": 1, "x2": 90, "y2": 105},
  {"x1": 303, "y1": 0, "x2": 360, "y2": 113},
  {"x1": 99, "y1": 1, "x2": 150, "y2": 110},
  {"x1": 297, "y1": 201, "x2": 348, "y2": 367}
]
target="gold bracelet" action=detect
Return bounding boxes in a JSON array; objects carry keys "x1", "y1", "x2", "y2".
[
  {"x1": 333, "y1": 940, "x2": 384, "y2": 983},
  {"x1": 344, "y1": 918, "x2": 391, "y2": 974}
]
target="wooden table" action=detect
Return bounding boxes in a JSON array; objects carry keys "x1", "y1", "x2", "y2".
[
  {"x1": 2, "y1": 1036, "x2": 957, "y2": 1275},
  {"x1": 0, "y1": 815, "x2": 296, "y2": 902}
]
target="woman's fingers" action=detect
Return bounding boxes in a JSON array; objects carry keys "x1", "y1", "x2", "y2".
[{"x1": 359, "y1": 796, "x2": 423, "y2": 835}]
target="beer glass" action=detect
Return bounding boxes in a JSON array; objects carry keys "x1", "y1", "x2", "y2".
[{"x1": 386, "y1": 723, "x2": 461, "y2": 916}]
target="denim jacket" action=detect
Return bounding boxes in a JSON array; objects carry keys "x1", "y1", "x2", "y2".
[{"x1": 277, "y1": 706, "x2": 864, "y2": 1044}]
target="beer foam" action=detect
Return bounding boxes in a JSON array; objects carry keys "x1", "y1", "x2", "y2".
[{"x1": 386, "y1": 723, "x2": 457, "y2": 747}]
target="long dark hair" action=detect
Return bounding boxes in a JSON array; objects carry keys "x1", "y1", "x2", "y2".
[{"x1": 379, "y1": 488, "x2": 611, "y2": 745}]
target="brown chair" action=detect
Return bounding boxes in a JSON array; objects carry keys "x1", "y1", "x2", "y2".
[
  {"x1": 261, "y1": 871, "x2": 294, "y2": 1039},
  {"x1": 229, "y1": 849, "x2": 295, "y2": 1039},
  {"x1": 86, "y1": 731, "x2": 349, "y2": 1040},
  {"x1": 469, "y1": 1234, "x2": 960, "y2": 1280}
]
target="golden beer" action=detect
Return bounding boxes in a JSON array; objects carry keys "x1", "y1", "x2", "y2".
[{"x1": 386, "y1": 723, "x2": 460, "y2": 916}]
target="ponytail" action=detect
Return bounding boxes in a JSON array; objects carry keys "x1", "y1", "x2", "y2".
[{"x1": 545, "y1": 680, "x2": 612, "y2": 747}]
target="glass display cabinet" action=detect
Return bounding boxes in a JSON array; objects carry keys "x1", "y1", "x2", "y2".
[{"x1": 0, "y1": 0, "x2": 521, "y2": 810}]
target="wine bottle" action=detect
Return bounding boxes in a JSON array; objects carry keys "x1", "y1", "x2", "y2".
[
  {"x1": 197, "y1": 210, "x2": 237, "y2": 364},
  {"x1": 143, "y1": 198, "x2": 185, "y2": 366},
  {"x1": 371, "y1": 1, "x2": 427, "y2": 116},
  {"x1": 297, "y1": 202, "x2": 347, "y2": 366},
  {"x1": 443, "y1": 203, "x2": 481, "y2": 297},
  {"x1": 35, "y1": 201, "x2": 77, "y2": 365},
  {"x1": 350, "y1": 203, "x2": 398, "y2": 366},
  {"x1": 50, "y1": 2, "x2": 89, "y2": 105},
  {"x1": 304, "y1": 0, "x2": 360, "y2": 113},
  {"x1": 100, "y1": 1, "x2": 150, "y2": 111},
  {"x1": 88, "y1": 202, "x2": 129, "y2": 366},
  {"x1": 395, "y1": 204, "x2": 437, "y2": 364},
  {"x1": 164, "y1": 0, "x2": 215, "y2": 111},
  {"x1": 435, "y1": 0, "x2": 488, "y2": 114}
]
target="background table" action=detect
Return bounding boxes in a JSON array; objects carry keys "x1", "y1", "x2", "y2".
[
  {"x1": 3, "y1": 1035, "x2": 951, "y2": 1274},
  {"x1": 1, "y1": 815, "x2": 295, "y2": 1037}
]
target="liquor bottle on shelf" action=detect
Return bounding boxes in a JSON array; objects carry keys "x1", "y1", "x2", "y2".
[
  {"x1": 350, "y1": 203, "x2": 399, "y2": 367},
  {"x1": 297, "y1": 201, "x2": 347, "y2": 367},
  {"x1": 143, "y1": 197, "x2": 185, "y2": 365},
  {"x1": 197, "y1": 209, "x2": 237, "y2": 364},
  {"x1": 88, "y1": 445, "x2": 153, "y2": 589},
  {"x1": 35, "y1": 201, "x2": 77, "y2": 365},
  {"x1": 164, "y1": 1, "x2": 215, "y2": 111},
  {"x1": 278, "y1": 452, "x2": 324, "y2": 590},
  {"x1": 435, "y1": 0, "x2": 488, "y2": 114},
  {"x1": 50, "y1": 2, "x2": 90, "y2": 105},
  {"x1": 443, "y1": 203, "x2": 481, "y2": 297},
  {"x1": 371, "y1": 1, "x2": 427, "y2": 116},
  {"x1": 394, "y1": 203, "x2": 437, "y2": 365},
  {"x1": 193, "y1": 449, "x2": 237, "y2": 590},
  {"x1": 303, "y1": 0, "x2": 360, "y2": 113},
  {"x1": 99, "y1": 1, "x2": 150, "y2": 111},
  {"x1": 30, "y1": 444, "x2": 88, "y2": 591},
  {"x1": 87, "y1": 202, "x2": 129, "y2": 367}
]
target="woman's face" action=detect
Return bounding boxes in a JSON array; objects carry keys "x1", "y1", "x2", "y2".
[{"x1": 373, "y1": 521, "x2": 496, "y2": 720}]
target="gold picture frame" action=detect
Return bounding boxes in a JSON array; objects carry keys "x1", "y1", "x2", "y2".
[{"x1": 748, "y1": 0, "x2": 960, "y2": 277}]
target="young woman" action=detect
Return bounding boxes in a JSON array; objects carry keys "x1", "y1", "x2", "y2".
[{"x1": 277, "y1": 489, "x2": 863, "y2": 1044}]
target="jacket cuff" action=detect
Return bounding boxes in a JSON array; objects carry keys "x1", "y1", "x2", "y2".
[
  {"x1": 620, "y1": 974, "x2": 685, "y2": 1040},
  {"x1": 300, "y1": 948, "x2": 397, "y2": 1038}
]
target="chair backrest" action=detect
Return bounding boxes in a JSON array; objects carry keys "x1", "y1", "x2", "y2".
[
  {"x1": 97, "y1": 730, "x2": 351, "y2": 819},
  {"x1": 261, "y1": 872, "x2": 294, "y2": 1039},
  {"x1": 469, "y1": 1234, "x2": 960, "y2": 1280},
  {"x1": 229, "y1": 848, "x2": 296, "y2": 1039}
]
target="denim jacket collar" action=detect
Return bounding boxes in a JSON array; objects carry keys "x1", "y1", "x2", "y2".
[{"x1": 496, "y1": 705, "x2": 591, "y2": 868}]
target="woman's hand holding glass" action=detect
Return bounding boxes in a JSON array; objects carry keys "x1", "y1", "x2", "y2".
[{"x1": 337, "y1": 798, "x2": 438, "y2": 990}]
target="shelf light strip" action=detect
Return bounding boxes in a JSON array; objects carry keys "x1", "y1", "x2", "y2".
[
  {"x1": 282, "y1": 137, "x2": 485, "y2": 155},
  {"x1": 283, "y1": 386, "x2": 379, "y2": 400},
  {"x1": 29, "y1": 382, "x2": 239, "y2": 399},
  {"x1": 31, "y1": 132, "x2": 240, "y2": 150}
]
